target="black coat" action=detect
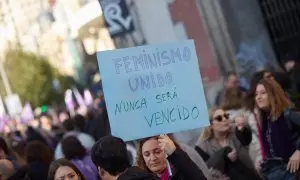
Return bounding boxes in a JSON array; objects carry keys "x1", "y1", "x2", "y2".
[
  {"x1": 117, "y1": 166, "x2": 159, "y2": 180},
  {"x1": 167, "y1": 148, "x2": 207, "y2": 180}
]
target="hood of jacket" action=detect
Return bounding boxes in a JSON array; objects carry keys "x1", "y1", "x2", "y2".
[{"x1": 117, "y1": 166, "x2": 159, "y2": 180}]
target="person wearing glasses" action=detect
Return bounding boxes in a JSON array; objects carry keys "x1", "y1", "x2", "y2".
[{"x1": 195, "y1": 108, "x2": 261, "y2": 180}]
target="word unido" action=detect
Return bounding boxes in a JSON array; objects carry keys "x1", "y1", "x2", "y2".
[
  {"x1": 115, "y1": 98, "x2": 147, "y2": 115},
  {"x1": 144, "y1": 105, "x2": 200, "y2": 128},
  {"x1": 114, "y1": 46, "x2": 191, "y2": 75},
  {"x1": 155, "y1": 87, "x2": 178, "y2": 104},
  {"x1": 128, "y1": 72, "x2": 172, "y2": 92}
]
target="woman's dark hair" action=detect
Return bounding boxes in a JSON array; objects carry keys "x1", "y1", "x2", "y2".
[
  {"x1": 0, "y1": 137, "x2": 9, "y2": 155},
  {"x1": 61, "y1": 136, "x2": 86, "y2": 160},
  {"x1": 48, "y1": 158, "x2": 85, "y2": 180},
  {"x1": 62, "y1": 119, "x2": 75, "y2": 131},
  {"x1": 26, "y1": 141, "x2": 53, "y2": 167},
  {"x1": 91, "y1": 136, "x2": 130, "y2": 176},
  {"x1": 72, "y1": 114, "x2": 86, "y2": 132},
  {"x1": 26, "y1": 126, "x2": 48, "y2": 145}
]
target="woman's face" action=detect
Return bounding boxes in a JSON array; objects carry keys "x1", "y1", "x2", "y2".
[
  {"x1": 255, "y1": 84, "x2": 270, "y2": 110},
  {"x1": 54, "y1": 166, "x2": 81, "y2": 180},
  {"x1": 211, "y1": 109, "x2": 231, "y2": 133},
  {"x1": 142, "y1": 138, "x2": 167, "y2": 174}
]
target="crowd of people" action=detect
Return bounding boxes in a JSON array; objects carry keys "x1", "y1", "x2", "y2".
[{"x1": 0, "y1": 60, "x2": 300, "y2": 180}]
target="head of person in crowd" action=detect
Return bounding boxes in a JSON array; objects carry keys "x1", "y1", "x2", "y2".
[
  {"x1": 48, "y1": 158, "x2": 85, "y2": 180},
  {"x1": 26, "y1": 141, "x2": 53, "y2": 169},
  {"x1": 40, "y1": 115, "x2": 53, "y2": 131},
  {"x1": 26, "y1": 126, "x2": 48, "y2": 145},
  {"x1": 255, "y1": 79, "x2": 293, "y2": 120},
  {"x1": 245, "y1": 70, "x2": 273, "y2": 111},
  {"x1": 0, "y1": 137, "x2": 10, "y2": 159},
  {"x1": 61, "y1": 136, "x2": 86, "y2": 161},
  {"x1": 217, "y1": 71, "x2": 247, "y2": 109},
  {"x1": 201, "y1": 108, "x2": 232, "y2": 141},
  {"x1": 136, "y1": 136, "x2": 179, "y2": 174},
  {"x1": 62, "y1": 119, "x2": 75, "y2": 132},
  {"x1": 224, "y1": 71, "x2": 240, "y2": 90},
  {"x1": 72, "y1": 115, "x2": 86, "y2": 132},
  {"x1": 220, "y1": 87, "x2": 245, "y2": 110},
  {"x1": 0, "y1": 159, "x2": 15, "y2": 180},
  {"x1": 284, "y1": 60, "x2": 296, "y2": 73},
  {"x1": 91, "y1": 136, "x2": 130, "y2": 180},
  {"x1": 58, "y1": 110, "x2": 71, "y2": 123},
  {"x1": 273, "y1": 72, "x2": 291, "y2": 91}
]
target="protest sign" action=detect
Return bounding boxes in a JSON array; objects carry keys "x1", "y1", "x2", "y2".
[{"x1": 97, "y1": 40, "x2": 209, "y2": 141}]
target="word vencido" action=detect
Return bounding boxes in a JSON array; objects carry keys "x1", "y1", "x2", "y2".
[
  {"x1": 113, "y1": 46, "x2": 191, "y2": 92},
  {"x1": 144, "y1": 105, "x2": 200, "y2": 128}
]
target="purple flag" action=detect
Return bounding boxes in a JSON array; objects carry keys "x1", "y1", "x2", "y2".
[
  {"x1": 84, "y1": 89, "x2": 93, "y2": 106},
  {"x1": 20, "y1": 102, "x2": 34, "y2": 124}
]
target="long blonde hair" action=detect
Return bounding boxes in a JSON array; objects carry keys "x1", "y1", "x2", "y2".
[{"x1": 200, "y1": 108, "x2": 217, "y2": 141}]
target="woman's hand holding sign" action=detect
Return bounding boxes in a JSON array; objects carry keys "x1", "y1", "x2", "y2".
[{"x1": 158, "y1": 135, "x2": 176, "y2": 156}]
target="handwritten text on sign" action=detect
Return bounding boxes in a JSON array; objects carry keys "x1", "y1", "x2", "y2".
[{"x1": 97, "y1": 40, "x2": 209, "y2": 141}]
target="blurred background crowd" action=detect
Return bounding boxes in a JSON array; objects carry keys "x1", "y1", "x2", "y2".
[{"x1": 0, "y1": 0, "x2": 299, "y2": 179}]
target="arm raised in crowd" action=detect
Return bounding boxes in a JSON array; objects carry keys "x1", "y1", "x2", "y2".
[
  {"x1": 168, "y1": 148, "x2": 207, "y2": 180},
  {"x1": 158, "y1": 135, "x2": 207, "y2": 180},
  {"x1": 235, "y1": 116, "x2": 252, "y2": 146}
]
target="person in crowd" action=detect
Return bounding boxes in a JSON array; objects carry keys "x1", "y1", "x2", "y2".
[
  {"x1": 91, "y1": 136, "x2": 159, "y2": 180},
  {"x1": 242, "y1": 71, "x2": 268, "y2": 169},
  {"x1": 136, "y1": 135, "x2": 209, "y2": 180},
  {"x1": 84, "y1": 108, "x2": 111, "y2": 141},
  {"x1": 273, "y1": 71, "x2": 300, "y2": 108},
  {"x1": 0, "y1": 137, "x2": 11, "y2": 160},
  {"x1": 284, "y1": 57, "x2": 300, "y2": 94},
  {"x1": 61, "y1": 136, "x2": 99, "y2": 180},
  {"x1": 1, "y1": 159, "x2": 31, "y2": 180},
  {"x1": 0, "y1": 159, "x2": 15, "y2": 180},
  {"x1": 254, "y1": 70, "x2": 274, "y2": 82},
  {"x1": 55, "y1": 118, "x2": 95, "y2": 160},
  {"x1": 26, "y1": 141, "x2": 53, "y2": 180},
  {"x1": 48, "y1": 158, "x2": 85, "y2": 180},
  {"x1": 195, "y1": 108, "x2": 261, "y2": 179},
  {"x1": 26, "y1": 126, "x2": 48, "y2": 145},
  {"x1": 215, "y1": 71, "x2": 247, "y2": 107},
  {"x1": 0, "y1": 137, "x2": 21, "y2": 171},
  {"x1": 254, "y1": 79, "x2": 300, "y2": 179}
]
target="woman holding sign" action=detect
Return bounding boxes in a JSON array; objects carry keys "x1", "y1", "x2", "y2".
[
  {"x1": 195, "y1": 108, "x2": 262, "y2": 180},
  {"x1": 136, "y1": 135, "x2": 208, "y2": 180}
]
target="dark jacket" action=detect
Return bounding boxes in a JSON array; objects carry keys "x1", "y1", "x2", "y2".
[
  {"x1": 28, "y1": 161, "x2": 49, "y2": 180},
  {"x1": 261, "y1": 109, "x2": 300, "y2": 162},
  {"x1": 168, "y1": 148, "x2": 207, "y2": 180},
  {"x1": 84, "y1": 110, "x2": 111, "y2": 141},
  {"x1": 117, "y1": 166, "x2": 159, "y2": 180}
]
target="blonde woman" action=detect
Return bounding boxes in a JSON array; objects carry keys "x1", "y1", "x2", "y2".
[{"x1": 195, "y1": 108, "x2": 262, "y2": 180}]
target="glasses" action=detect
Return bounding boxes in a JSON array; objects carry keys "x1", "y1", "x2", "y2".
[{"x1": 213, "y1": 113, "x2": 230, "y2": 122}]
